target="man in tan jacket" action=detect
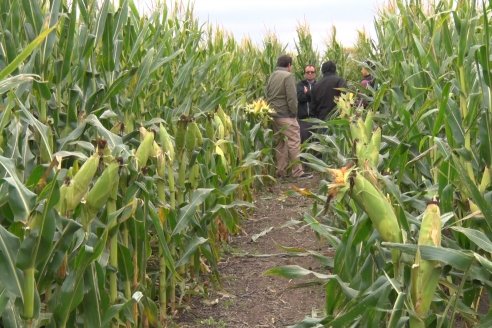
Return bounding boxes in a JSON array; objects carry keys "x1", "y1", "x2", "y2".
[{"x1": 266, "y1": 55, "x2": 312, "y2": 179}]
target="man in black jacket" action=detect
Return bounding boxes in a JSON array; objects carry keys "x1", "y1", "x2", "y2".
[
  {"x1": 311, "y1": 61, "x2": 347, "y2": 120},
  {"x1": 296, "y1": 65, "x2": 317, "y2": 143}
]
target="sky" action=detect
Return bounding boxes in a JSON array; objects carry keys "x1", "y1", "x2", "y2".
[{"x1": 136, "y1": 0, "x2": 386, "y2": 50}]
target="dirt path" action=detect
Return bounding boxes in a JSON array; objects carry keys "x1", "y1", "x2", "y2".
[{"x1": 175, "y1": 175, "x2": 331, "y2": 328}]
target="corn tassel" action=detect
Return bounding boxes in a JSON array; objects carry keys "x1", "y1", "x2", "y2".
[{"x1": 410, "y1": 202, "x2": 441, "y2": 328}]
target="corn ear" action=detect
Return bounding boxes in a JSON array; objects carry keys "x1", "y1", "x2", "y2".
[
  {"x1": 175, "y1": 118, "x2": 187, "y2": 152},
  {"x1": 159, "y1": 124, "x2": 175, "y2": 162},
  {"x1": 351, "y1": 172, "x2": 402, "y2": 244},
  {"x1": 217, "y1": 106, "x2": 232, "y2": 137},
  {"x1": 189, "y1": 121, "x2": 203, "y2": 148},
  {"x1": 479, "y1": 166, "x2": 490, "y2": 193},
  {"x1": 185, "y1": 121, "x2": 197, "y2": 152},
  {"x1": 189, "y1": 163, "x2": 200, "y2": 189},
  {"x1": 58, "y1": 153, "x2": 100, "y2": 213},
  {"x1": 86, "y1": 162, "x2": 120, "y2": 211},
  {"x1": 367, "y1": 126, "x2": 381, "y2": 167},
  {"x1": 204, "y1": 116, "x2": 215, "y2": 140},
  {"x1": 214, "y1": 115, "x2": 225, "y2": 140},
  {"x1": 135, "y1": 127, "x2": 154, "y2": 169},
  {"x1": 410, "y1": 202, "x2": 441, "y2": 327},
  {"x1": 364, "y1": 110, "x2": 374, "y2": 137}
]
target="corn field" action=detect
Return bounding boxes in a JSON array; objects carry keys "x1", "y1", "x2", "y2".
[{"x1": 1, "y1": 0, "x2": 491, "y2": 327}]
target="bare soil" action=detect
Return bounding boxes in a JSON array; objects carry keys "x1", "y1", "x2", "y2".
[{"x1": 174, "y1": 174, "x2": 332, "y2": 328}]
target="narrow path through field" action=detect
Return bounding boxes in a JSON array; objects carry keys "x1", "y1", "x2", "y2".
[{"x1": 175, "y1": 175, "x2": 331, "y2": 328}]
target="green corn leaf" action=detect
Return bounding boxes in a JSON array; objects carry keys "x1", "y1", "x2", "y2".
[
  {"x1": 54, "y1": 230, "x2": 108, "y2": 326},
  {"x1": 102, "y1": 12, "x2": 115, "y2": 71},
  {"x1": 172, "y1": 188, "x2": 213, "y2": 236},
  {"x1": 83, "y1": 263, "x2": 107, "y2": 328},
  {"x1": 0, "y1": 288, "x2": 9, "y2": 316},
  {"x1": 479, "y1": 110, "x2": 492, "y2": 167},
  {"x1": 384, "y1": 243, "x2": 474, "y2": 271},
  {"x1": 0, "y1": 75, "x2": 37, "y2": 95},
  {"x1": 17, "y1": 97, "x2": 53, "y2": 162},
  {"x1": 113, "y1": 0, "x2": 129, "y2": 43},
  {"x1": 100, "y1": 68, "x2": 137, "y2": 104},
  {"x1": 451, "y1": 226, "x2": 492, "y2": 253},
  {"x1": 36, "y1": 218, "x2": 82, "y2": 292},
  {"x1": 148, "y1": 204, "x2": 175, "y2": 274},
  {"x1": 453, "y1": 155, "x2": 492, "y2": 230},
  {"x1": 85, "y1": 114, "x2": 123, "y2": 149},
  {"x1": 0, "y1": 156, "x2": 36, "y2": 222},
  {"x1": 0, "y1": 25, "x2": 56, "y2": 81},
  {"x1": 94, "y1": 0, "x2": 110, "y2": 46},
  {"x1": 21, "y1": 0, "x2": 43, "y2": 36},
  {"x1": 0, "y1": 225, "x2": 23, "y2": 299},
  {"x1": 41, "y1": 0, "x2": 61, "y2": 66},
  {"x1": 264, "y1": 265, "x2": 332, "y2": 280},
  {"x1": 61, "y1": 0, "x2": 77, "y2": 79},
  {"x1": 175, "y1": 236, "x2": 208, "y2": 268}
]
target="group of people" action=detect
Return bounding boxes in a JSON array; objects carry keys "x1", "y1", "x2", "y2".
[{"x1": 265, "y1": 54, "x2": 375, "y2": 180}]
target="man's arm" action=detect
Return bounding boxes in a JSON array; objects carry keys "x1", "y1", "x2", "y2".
[{"x1": 286, "y1": 75, "x2": 298, "y2": 116}]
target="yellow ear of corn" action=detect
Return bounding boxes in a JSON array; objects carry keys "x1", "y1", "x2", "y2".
[
  {"x1": 135, "y1": 128, "x2": 154, "y2": 169},
  {"x1": 214, "y1": 115, "x2": 225, "y2": 140},
  {"x1": 216, "y1": 106, "x2": 232, "y2": 136},
  {"x1": 367, "y1": 126, "x2": 381, "y2": 167},
  {"x1": 351, "y1": 172, "x2": 402, "y2": 244},
  {"x1": 185, "y1": 121, "x2": 197, "y2": 152},
  {"x1": 58, "y1": 153, "x2": 100, "y2": 213},
  {"x1": 410, "y1": 202, "x2": 441, "y2": 328},
  {"x1": 189, "y1": 121, "x2": 203, "y2": 148},
  {"x1": 350, "y1": 118, "x2": 368, "y2": 144},
  {"x1": 479, "y1": 166, "x2": 490, "y2": 193},
  {"x1": 159, "y1": 124, "x2": 175, "y2": 162},
  {"x1": 189, "y1": 163, "x2": 200, "y2": 189},
  {"x1": 174, "y1": 119, "x2": 187, "y2": 152},
  {"x1": 364, "y1": 110, "x2": 374, "y2": 137},
  {"x1": 86, "y1": 162, "x2": 120, "y2": 211},
  {"x1": 204, "y1": 116, "x2": 215, "y2": 140}
]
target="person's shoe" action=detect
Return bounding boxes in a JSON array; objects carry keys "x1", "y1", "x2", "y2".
[{"x1": 297, "y1": 173, "x2": 313, "y2": 179}]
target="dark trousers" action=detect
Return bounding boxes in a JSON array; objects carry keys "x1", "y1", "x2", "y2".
[{"x1": 298, "y1": 119, "x2": 314, "y2": 143}]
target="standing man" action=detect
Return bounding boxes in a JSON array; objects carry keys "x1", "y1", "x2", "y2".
[
  {"x1": 266, "y1": 55, "x2": 312, "y2": 179},
  {"x1": 311, "y1": 61, "x2": 347, "y2": 120},
  {"x1": 297, "y1": 65, "x2": 317, "y2": 143}
]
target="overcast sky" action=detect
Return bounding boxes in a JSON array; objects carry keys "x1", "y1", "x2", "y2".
[{"x1": 136, "y1": 0, "x2": 386, "y2": 50}]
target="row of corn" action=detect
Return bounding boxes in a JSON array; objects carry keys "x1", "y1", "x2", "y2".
[
  {"x1": 324, "y1": 106, "x2": 441, "y2": 326},
  {"x1": 47, "y1": 104, "x2": 271, "y2": 325}
]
